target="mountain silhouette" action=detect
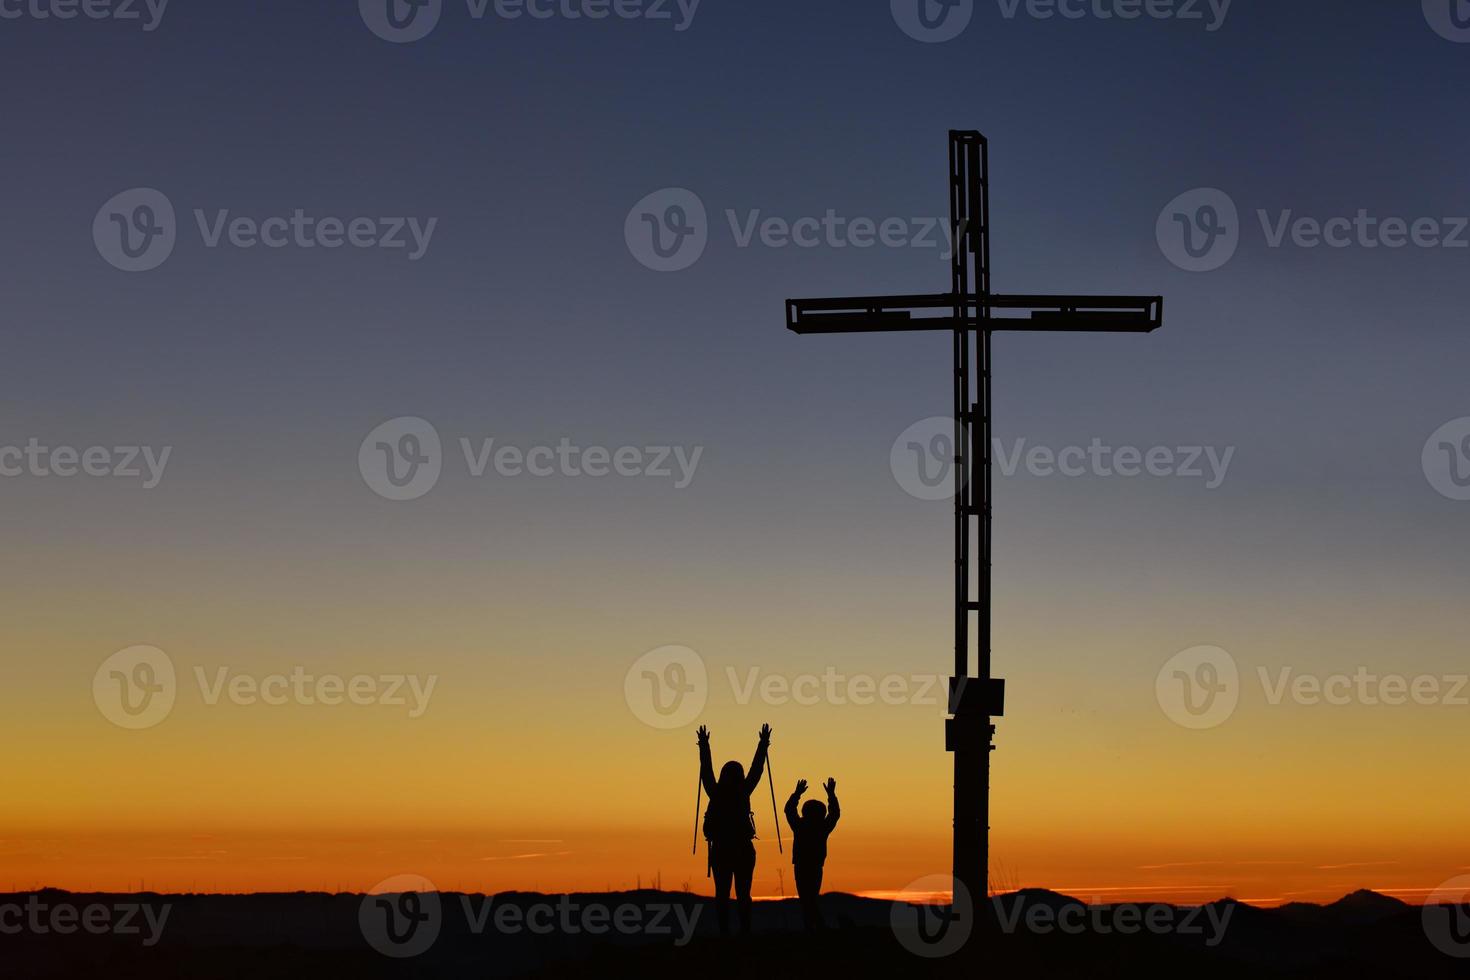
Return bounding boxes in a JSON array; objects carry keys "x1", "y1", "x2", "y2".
[
  {"x1": 1326, "y1": 889, "x2": 1412, "y2": 924},
  {"x1": 3, "y1": 887, "x2": 1465, "y2": 978}
]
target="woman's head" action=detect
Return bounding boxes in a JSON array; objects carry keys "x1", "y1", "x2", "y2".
[{"x1": 717, "y1": 761, "x2": 745, "y2": 792}]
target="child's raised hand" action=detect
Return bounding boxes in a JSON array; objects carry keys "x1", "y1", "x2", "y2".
[
  {"x1": 795, "y1": 779, "x2": 808, "y2": 797},
  {"x1": 824, "y1": 778, "x2": 837, "y2": 796},
  {"x1": 696, "y1": 725, "x2": 710, "y2": 746}
]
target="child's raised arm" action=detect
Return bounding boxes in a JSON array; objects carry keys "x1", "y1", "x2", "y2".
[
  {"x1": 784, "y1": 779, "x2": 807, "y2": 831},
  {"x1": 824, "y1": 777, "x2": 840, "y2": 831}
]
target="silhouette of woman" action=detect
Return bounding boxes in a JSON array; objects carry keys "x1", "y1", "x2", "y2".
[{"x1": 696, "y1": 723, "x2": 769, "y2": 936}]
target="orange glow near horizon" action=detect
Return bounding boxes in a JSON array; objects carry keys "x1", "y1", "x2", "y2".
[
  {"x1": 6, "y1": 549, "x2": 1470, "y2": 907},
  {"x1": 2, "y1": 821, "x2": 1460, "y2": 908}
]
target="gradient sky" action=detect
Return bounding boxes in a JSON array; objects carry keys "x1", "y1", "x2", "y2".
[{"x1": 3, "y1": 1, "x2": 1470, "y2": 906}]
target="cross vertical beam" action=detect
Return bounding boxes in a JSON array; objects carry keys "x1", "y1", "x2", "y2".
[{"x1": 949, "y1": 131, "x2": 992, "y2": 911}]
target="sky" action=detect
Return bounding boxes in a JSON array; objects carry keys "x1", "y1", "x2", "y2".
[{"x1": 3, "y1": 0, "x2": 1470, "y2": 907}]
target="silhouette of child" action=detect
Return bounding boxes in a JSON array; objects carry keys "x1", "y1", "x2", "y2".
[{"x1": 784, "y1": 777, "x2": 840, "y2": 931}]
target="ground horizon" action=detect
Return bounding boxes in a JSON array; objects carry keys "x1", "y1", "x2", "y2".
[{"x1": 4, "y1": 884, "x2": 1456, "y2": 911}]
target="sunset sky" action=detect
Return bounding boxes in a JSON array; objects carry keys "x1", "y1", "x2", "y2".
[{"x1": 3, "y1": 1, "x2": 1470, "y2": 907}]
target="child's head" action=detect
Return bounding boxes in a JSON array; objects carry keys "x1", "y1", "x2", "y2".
[{"x1": 801, "y1": 799, "x2": 826, "y2": 822}]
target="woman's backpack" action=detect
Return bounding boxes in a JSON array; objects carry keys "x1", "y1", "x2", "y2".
[{"x1": 702, "y1": 792, "x2": 757, "y2": 846}]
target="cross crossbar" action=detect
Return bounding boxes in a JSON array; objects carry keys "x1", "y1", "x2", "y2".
[{"x1": 786, "y1": 293, "x2": 1162, "y2": 334}]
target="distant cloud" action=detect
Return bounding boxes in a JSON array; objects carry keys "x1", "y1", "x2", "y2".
[
  {"x1": 1136, "y1": 861, "x2": 1300, "y2": 870},
  {"x1": 477, "y1": 851, "x2": 573, "y2": 862},
  {"x1": 1047, "y1": 884, "x2": 1234, "y2": 895},
  {"x1": 857, "y1": 888, "x2": 950, "y2": 904}
]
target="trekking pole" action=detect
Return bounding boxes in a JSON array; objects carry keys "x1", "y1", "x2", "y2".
[
  {"x1": 692, "y1": 775, "x2": 703, "y2": 855},
  {"x1": 766, "y1": 751, "x2": 783, "y2": 854}
]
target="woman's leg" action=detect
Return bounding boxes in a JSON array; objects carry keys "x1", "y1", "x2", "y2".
[
  {"x1": 711, "y1": 847, "x2": 733, "y2": 936},
  {"x1": 733, "y1": 842, "x2": 756, "y2": 935}
]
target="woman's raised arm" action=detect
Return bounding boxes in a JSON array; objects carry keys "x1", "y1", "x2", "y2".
[
  {"x1": 744, "y1": 723, "x2": 771, "y2": 794},
  {"x1": 697, "y1": 725, "x2": 716, "y2": 796}
]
